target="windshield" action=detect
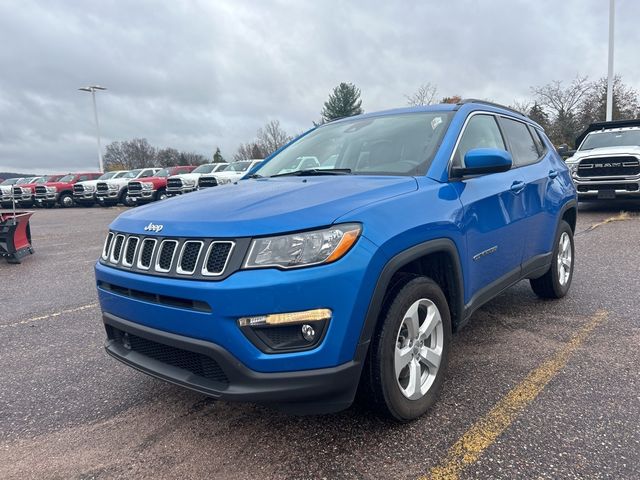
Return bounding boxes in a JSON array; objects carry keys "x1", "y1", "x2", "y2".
[
  {"x1": 58, "y1": 175, "x2": 75, "y2": 182},
  {"x1": 254, "y1": 112, "x2": 453, "y2": 177},
  {"x1": 1, "y1": 178, "x2": 20, "y2": 185},
  {"x1": 44, "y1": 175, "x2": 63, "y2": 182},
  {"x1": 156, "y1": 169, "x2": 170, "y2": 177},
  {"x1": 193, "y1": 164, "x2": 216, "y2": 174},
  {"x1": 224, "y1": 162, "x2": 253, "y2": 172},
  {"x1": 122, "y1": 169, "x2": 142, "y2": 178},
  {"x1": 98, "y1": 172, "x2": 117, "y2": 180},
  {"x1": 213, "y1": 164, "x2": 228, "y2": 172},
  {"x1": 580, "y1": 129, "x2": 640, "y2": 150},
  {"x1": 16, "y1": 178, "x2": 31, "y2": 185}
]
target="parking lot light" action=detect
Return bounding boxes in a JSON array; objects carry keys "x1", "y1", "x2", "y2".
[{"x1": 78, "y1": 85, "x2": 107, "y2": 173}]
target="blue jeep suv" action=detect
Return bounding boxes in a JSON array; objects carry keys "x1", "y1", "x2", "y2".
[{"x1": 96, "y1": 99, "x2": 577, "y2": 421}]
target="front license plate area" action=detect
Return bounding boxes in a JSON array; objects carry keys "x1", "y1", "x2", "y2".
[{"x1": 598, "y1": 189, "x2": 616, "y2": 200}]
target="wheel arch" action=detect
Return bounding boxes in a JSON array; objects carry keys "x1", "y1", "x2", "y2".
[{"x1": 358, "y1": 238, "x2": 465, "y2": 352}]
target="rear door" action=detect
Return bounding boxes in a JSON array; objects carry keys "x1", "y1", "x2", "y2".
[
  {"x1": 452, "y1": 113, "x2": 527, "y2": 300},
  {"x1": 497, "y1": 117, "x2": 554, "y2": 262}
]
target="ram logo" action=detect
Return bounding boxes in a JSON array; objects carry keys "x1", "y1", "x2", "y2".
[{"x1": 143, "y1": 222, "x2": 164, "y2": 233}]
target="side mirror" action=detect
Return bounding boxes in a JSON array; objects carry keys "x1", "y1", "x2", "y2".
[
  {"x1": 556, "y1": 144, "x2": 576, "y2": 159},
  {"x1": 452, "y1": 148, "x2": 512, "y2": 177}
]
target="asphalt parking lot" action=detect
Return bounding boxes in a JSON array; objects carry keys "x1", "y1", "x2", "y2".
[{"x1": 1, "y1": 203, "x2": 639, "y2": 479}]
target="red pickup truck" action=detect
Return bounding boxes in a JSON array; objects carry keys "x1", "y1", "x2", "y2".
[
  {"x1": 34, "y1": 172, "x2": 102, "y2": 208},
  {"x1": 127, "y1": 165, "x2": 196, "y2": 204}
]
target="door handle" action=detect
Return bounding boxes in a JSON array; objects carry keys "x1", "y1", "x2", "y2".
[
  {"x1": 548, "y1": 169, "x2": 558, "y2": 179},
  {"x1": 510, "y1": 181, "x2": 526, "y2": 194}
]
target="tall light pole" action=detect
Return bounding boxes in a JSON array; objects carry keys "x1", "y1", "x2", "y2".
[
  {"x1": 606, "y1": 0, "x2": 615, "y2": 121},
  {"x1": 79, "y1": 85, "x2": 107, "y2": 172}
]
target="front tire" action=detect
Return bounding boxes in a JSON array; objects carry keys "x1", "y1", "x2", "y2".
[
  {"x1": 59, "y1": 193, "x2": 74, "y2": 208},
  {"x1": 530, "y1": 220, "x2": 574, "y2": 299},
  {"x1": 366, "y1": 276, "x2": 451, "y2": 422}
]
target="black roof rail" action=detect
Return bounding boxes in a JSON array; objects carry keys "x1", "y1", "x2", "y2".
[
  {"x1": 574, "y1": 118, "x2": 640, "y2": 148},
  {"x1": 456, "y1": 98, "x2": 526, "y2": 116}
]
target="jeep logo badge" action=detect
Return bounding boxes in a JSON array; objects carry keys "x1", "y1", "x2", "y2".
[{"x1": 144, "y1": 222, "x2": 163, "y2": 233}]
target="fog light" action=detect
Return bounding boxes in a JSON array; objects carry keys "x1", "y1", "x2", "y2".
[
  {"x1": 238, "y1": 309, "x2": 331, "y2": 353},
  {"x1": 301, "y1": 324, "x2": 315, "y2": 342},
  {"x1": 238, "y1": 308, "x2": 332, "y2": 327}
]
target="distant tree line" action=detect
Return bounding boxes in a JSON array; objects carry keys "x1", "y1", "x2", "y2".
[{"x1": 103, "y1": 139, "x2": 225, "y2": 171}]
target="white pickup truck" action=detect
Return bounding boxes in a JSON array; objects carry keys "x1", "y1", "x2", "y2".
[
  {"x1": 95, "y1": 168, "x2": 160, "y2": 206},
  {"x1": 166, "y1": 163, "x2": 228, "y2": 196},
  {"x1": 197, "y1": 160, "x2": 262, "y2": 188}
]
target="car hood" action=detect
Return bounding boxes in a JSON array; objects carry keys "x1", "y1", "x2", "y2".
[
  {"x1": 41, "y1": 181, "x2": 71, "y2": 188},
  {"x1": 568, "y1": 145, "x2": 640, "y2": 163},
  {"x1": 169, "y1": 173, "x2": 200, "y2": 182},
  {"x1": 77, "y1": 179, "x2": 101, "y2": 187},
  {"x1": 111, "y1": 176, "x2": 418, "y2": 237}
]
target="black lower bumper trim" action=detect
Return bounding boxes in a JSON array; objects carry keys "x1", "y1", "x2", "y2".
[{"x1": 103, "y1": 312, "x2": 364, "y2": 414}]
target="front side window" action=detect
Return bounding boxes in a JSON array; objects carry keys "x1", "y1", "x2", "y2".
[
  {"x1": 1, "y1": 178, "x2": 20, "y2": 185},
  {"x1": 579, "y1": 129, "x2": 640, "y2": 150},
  {"x1": 500, "y1": 118, "x2": 539, "y2": 167},
  {"x1": 453, "y1": 114, "x2": 505, "y2": 167},
  {"x1": 156, "y1": 169, "x2": 170, "y2": 178},
  {"x1": 255, "y1": 112, "x2": 453, "y2": 177},
  {"x1": 59, "y1": 175, "x2": 75, "y2": 182},
  {"x1": 225, "y1": 162, "x2": 253, "y2": 172},
  {"x1": 98, "y1": 172, "x2": 117, "y2": 180}
]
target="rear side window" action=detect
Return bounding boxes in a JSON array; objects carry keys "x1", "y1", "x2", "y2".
[
  {"x1": 453, "y1": 114, "x2": 505, "y2": 167},
  {"x1": 529, "y1": 126, "x2": 547, "y2": 156},
  {"x1": 500, "y1": 118, "x2": 540, "y2": 167}
]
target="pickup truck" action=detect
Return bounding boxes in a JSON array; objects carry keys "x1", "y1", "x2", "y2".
[
  {"x1": 1, "y1": 178, "x2": 31, "y2": 207},
  {"x1": 74, "y1": 171, "x2": 130, "y2": 206},
  {"x1": 565, "y1": 119, "x2": 640, "y2": 201},
  {"x1": 96, "y1": 100, "x2": 577, "y2": 420},
  {"x1": 197, "y1": 160, "x2": 262, "y2": 188},
  {"x1": 95, "y1": 168, "x2": 160, "y2": 207},
  {"x1": 35, "y1": 172, "x2": 102, "y2": 208},
  {"x1": 12, "y1": 176, "x2": 52, "y2": 207},
  {"x1": 166, "y1": 163, "x2": 229, "y2": 196},
  {"x1": 127, "y1": 166, "x2": 196, "y2": 204}
]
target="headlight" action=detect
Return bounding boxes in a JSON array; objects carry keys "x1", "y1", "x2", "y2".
[
  {"x1": 107, "y1": 182, "x2": 118, "y2": 189},
  {"x1": 85, "y1": 184, "x2": 96, "y2": 191},
  {"x1": 244, "y1": 223, "x2": 361, "y2": 269},
  {"x1": 217, "y1": 177, "x2": 231, "y2": 185},
  {"x1": 568, "y1": 163, "x2": 578, "y2": 175},
  {"x1": 46, "y1": 186, "x2": 57, "y2": 192},
  {"x1": 142, "y1": 182, "x2": 153, "y2": 190}
]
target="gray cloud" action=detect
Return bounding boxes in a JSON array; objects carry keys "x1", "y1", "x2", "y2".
[{"x1": 1, "y1": 0, "x2": 638, "y2": 173}]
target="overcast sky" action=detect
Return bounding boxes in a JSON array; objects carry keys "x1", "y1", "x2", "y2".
[{"x1": 1, "y1": 0, "x2": 638, "y2": 174}]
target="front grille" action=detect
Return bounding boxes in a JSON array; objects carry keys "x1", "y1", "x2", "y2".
[
  {"x1": 167, "y1": 178, "x2": 183, "y2": 189},
  {"x1": 198, "y1": 177, "x2": 218, "y2": 188},
  {"x1": 178, "y1": 241, "x2": 203, "y2": 274},
  {"x1": 203, "y1": 242, "x2": 233, "y2": 276},
  {"x1": 156, "y1": 240, "x2": 178, "y2": 272},
  {"x1": 97, "y1": 182, "x2": 109, "y2": 192},
  {"x1": 577, "y1": 156, "x2": 640, "y2": 178},
  {"x1": 128, "y1": 182, "x2": 142, "y2": 192},
  {"x1": 98, "y1": 281, "x2": 211, "y2": 312},
  {"x1": 73, "y1": 184, "x2": 84, "y2": 193},
  {"x1": 577, "y1": 183, "x2": 639, "y2": 192},
  {"x1": 123, "y1": 237, "x2": 139, "y2": 266},
  {"x1": 35, "y1": 186, "x2": 47, "y2": 196},
  {"x1": 110, "y1": 328, "x2": 228, "y2": 384},
  {"x1": 12, "y1": 187, "x2": 21, "y2": 196},
  {"x1": 102, "y1": 231, "x2": 236, "y2": 279}
]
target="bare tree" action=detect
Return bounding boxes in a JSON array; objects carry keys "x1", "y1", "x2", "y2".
[
  {"x1": 156, "y1": 147, "x2": 181, "y2": 167},
  {"x1": 103, "y1": 141, "x2": 128, "y2": 170},
  {"x1": 405, "y1": 83, "x2": 438, "y2": 106},
  {"x1": 509, "y1": 99, "x2": 533, "y2": 115},
  {"x1": 441, "y1": 95, "x2": 462, "y2": 104},
  {"x1": 578, "y1": 75, "x2": 640, "y2": 128},
  {"x1": 531, "y1": 76, "x2": 592, "y2": 145},
  {"x1": 256, "y1": 120, "x2": 292, "y2": 155},
  {"x1": 103, "y1": 138, "x2": 157, "y2": 169},
  {"x1": 234, "y1": 142, "x2": 267, "y2": 161},
  {"x1": 179, "y1": 152, "x2": 208, "y2": 165}
]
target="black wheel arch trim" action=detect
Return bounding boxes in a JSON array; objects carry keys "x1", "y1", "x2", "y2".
[{"x1": 357, "y1": 238, "x2": 465, "y2": 356}]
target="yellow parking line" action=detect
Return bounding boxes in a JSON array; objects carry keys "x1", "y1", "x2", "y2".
[
  {"x1": 422, "y1": 310, "x2": 608, "y2": 480},
  {"x1": 0, "y1": 303, "x2": 99, "y2": 329}
]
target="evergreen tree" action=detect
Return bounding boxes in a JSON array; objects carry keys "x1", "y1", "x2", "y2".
[
  {"x1": 321, "y1": 82, "x2": 363, "y2": 122},
  {"x1": 528, "y1": 102, "x2": 550, "y2": 130},
  {"x1": 213, "y1": 147, "x2": 225, "y2": 163}
]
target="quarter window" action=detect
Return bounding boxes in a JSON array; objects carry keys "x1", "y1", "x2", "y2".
[
  {"x1": 501, "y1": 118, "x2": 540, "y2": 167},
  {"x1": 453, "y1": 114, "x2": 505, "y2": 167}
]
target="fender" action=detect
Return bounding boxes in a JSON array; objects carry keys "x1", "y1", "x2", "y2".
[{"x1": 356, "y1": 238, "x2": 464, "y2": 356}]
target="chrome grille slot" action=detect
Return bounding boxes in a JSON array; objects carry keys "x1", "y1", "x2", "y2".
[
  {"x1": 128, "y1": 182, "x2": 142, "y2": 192},
  {"x1": 97, "y1": 182, "x2": 109, "y2": 192},
  {"x1": 110, "y1": 235, "x2": 125, "y2": 263},
  {"x1": 155, "y1": 240, "x2": 178, "y2": 272},
  {"x1": 202, "y1": 241, "x2": 234, "y2": 276},
  {"x1": 102, "y1": 232, "x2": 114, "y2": 260},
  {"x1": 137, "y1": 238, "x2": 157, "y2": 270},
  {"x1": 123, "y1": 236, "x2": 139, "y2": 267},
  {"x1": 177, "y1": 241, "x2": 203, "y2": 275},
  {"x1": 73, "y1": 184, "x2": 84, "y2": 193}
]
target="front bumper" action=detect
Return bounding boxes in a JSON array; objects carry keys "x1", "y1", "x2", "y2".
[
  {"x1": 128, "y1": 190, "x2": 155, "y2": 200},
  {"x1": 35, "y1": 193, "x2": 58, "y2": 203},
  {"x1": 574, "y1": 178, "x2": 640, "y2": 199},
  {"x1": 104, "y1": 312, "x2": 363, "y2": 413},
  {"x1": 74, "y1": 192, "x2": 96, "y2": 202},
  {"x1": 97, "y1": 190, "x2": 121, "y2": 201},
  {"x1": 166, "y1": 187, "x2": 196, "y2": 196}
]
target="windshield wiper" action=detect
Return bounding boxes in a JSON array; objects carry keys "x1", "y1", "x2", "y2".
[
  {"x1": 270, "y1": 168, "x2": 352, "y2": 178},
  {"x1": 246, "y1": 173, "x2": 263, "y2": 178}
]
